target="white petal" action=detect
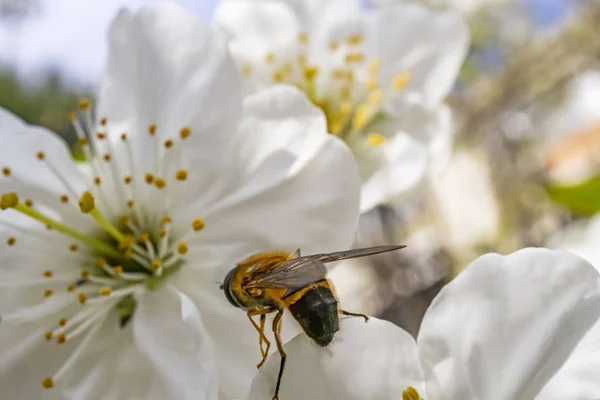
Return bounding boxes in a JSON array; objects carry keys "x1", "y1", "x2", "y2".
[
  {"x1": 132, "y1": 286, "x2": 218, "y2": 400},
  {"x1": 246, "y1": 317, "x2": 425, "y2": 400},
  {"x1": 214, "y1": 0, "x2": 302, "y2": 58},
  {"x1": 536, "y1": 318, "x2": 600, "y2": 399},
  {"x1": 308, "y1": 0, "x2": 363, "y2": 57},
  {"x1": 175, "y1": 85, "x2": 361, "y2": 270},
  {"x1": 370, "y1": 4, "x2": 469, "y2": 104},
  {"x1": 359, "y1": 133, "x2": 428, "y2": 212},
  {"x1": 418, "y1": 248, "x2": 600, "y2": 400},
  {"x1": 99, "y1": 3, "x2": 242, "y2": 170},
  {"x1": 0, "y1": 107, "x2": 26, "y2": 132}
]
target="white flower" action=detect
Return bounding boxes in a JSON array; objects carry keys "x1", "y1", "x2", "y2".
[
  {"x1": 246, "y1": 248, "x2": 600, "y2": 400},
  {"x1": 0, "y1": 3, "x2": 361, "y2": 399},
  {"x1": 213, "y1": 0, "x2": 469, "y2": 212}
]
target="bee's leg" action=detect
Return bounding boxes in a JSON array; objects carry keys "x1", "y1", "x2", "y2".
[
  {"x1": 340, "y1": 309, "x2": 369, "y2": 323},
  {"x1": 272, "y1": 311, "x2": 286, "y2": 400},
  {"x1": 257, "y1": 314, "x2": 270, "y2": 368},
  {"x1": 247, "y1": 309, "x2": 274, "y2": 369}
]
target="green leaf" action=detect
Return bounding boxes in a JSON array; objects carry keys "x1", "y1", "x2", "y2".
[{"x1": 546, "y1": 176, "x2": 600, "y2": 215}]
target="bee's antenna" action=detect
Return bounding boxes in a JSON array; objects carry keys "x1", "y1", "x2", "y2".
[{"x1": 214, "y1": 281, "x2": 224, "y2": 290}]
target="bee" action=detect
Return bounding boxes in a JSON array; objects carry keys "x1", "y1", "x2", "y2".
[{"x1": 221, "y1": 245, "x2": 406, "y2": 400}]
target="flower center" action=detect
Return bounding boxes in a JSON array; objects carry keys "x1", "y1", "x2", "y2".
[
  {"x1": 242, "y1": 32, "x2": 410, "y2": 149},
  {"x1": 402, "y1": 386, "x2": 424, "y2": 400},
  {"x1": 0, "y1": 98, "x2": 206, "y2": 389}
]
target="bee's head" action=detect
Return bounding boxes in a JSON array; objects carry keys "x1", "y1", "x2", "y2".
[{"x1": 221, "y1": 266, "x2": 242, "y2": 308}]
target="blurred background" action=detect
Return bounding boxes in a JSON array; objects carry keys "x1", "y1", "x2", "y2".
[{"x1": 2, "y1": 0, "x2": 599, "y2": 337}]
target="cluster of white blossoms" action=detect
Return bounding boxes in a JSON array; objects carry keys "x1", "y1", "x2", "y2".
[
  {"x1": 0, "y1": 1, "x2": 599, "y2": 400},
  {"x1": 214, "y1": 0, "x2": 469, "y2": 211}
]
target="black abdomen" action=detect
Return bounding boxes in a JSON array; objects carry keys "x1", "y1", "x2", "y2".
[{"x1": 287, "y1": 284, "x2": 339, "y2": 346}]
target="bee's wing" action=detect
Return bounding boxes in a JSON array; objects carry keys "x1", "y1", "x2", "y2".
[
  {"x1": 244, "y1": 245, "x2": 405, "y2": 290},
  {"x1": 312, "y1": 245, "x2": 406, "y2": 263},
  {"x1": 244, "y1": 257, "x2": 327, "y2": 290}
]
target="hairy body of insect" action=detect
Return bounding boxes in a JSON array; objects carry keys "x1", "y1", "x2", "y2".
[{"x1": 221, "y1": 245, "x2": 406, "y2": 400}]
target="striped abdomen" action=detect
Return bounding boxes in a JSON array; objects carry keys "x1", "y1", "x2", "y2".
[{"x1": 285, "y1": 280, "x2": 339, "y2": 347}]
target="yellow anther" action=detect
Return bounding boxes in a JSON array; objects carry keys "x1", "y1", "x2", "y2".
[
  {"x1": 329, "y1": 40, "x2": 339, "y2": 51},
  {"x1": 148, "y1": 124, "x2": 157, "y2": 135},
  {"x1": 139, "y1": 233, "x2": 150, "y2": 243},
  {"x1": 340, "y1": 85, "x2": 352, "y2": 100},
  {"x1": 298, "y1": 32, "x2": 308, "y2": 44},
  {"x1": 96, "y1": 133, "x2": 106, "y2": 140},
  {"x1": 99, "y1": 117, "x2": 107, "y2": 126},
  {"x1": 180, "y1": 127, "x2": 191, "y2": 140},
  {"x1": 96, "y1": 257, "x2": 106, "y2": 268},
  {"x1": 272, "y1": 70, "x2": 284, "y2": 83},
  {"x1": 24, "y1": 199, "x2": 33, "y2": 207},
  {"x1": 2, "y1": 167, "x2": 11, "y2": 176},
  {"x1": 118, "y1": 214, "x2": 130, "y2": 224},
  {"x1": 158, "y1": 229, "x2": 166, "y2": 238},
  {"x1": 304, "y1": 66, "x2": 319, "y2": 80},
  {"x1": 402, "y1": 386, "x2": 422, "y2": 400},
  {"x1": 366, "y1": 79, "x2": 378, "y2": 92},
  {"x1": 42, "y1": 377, "x2": 54, "y2": 388},
  {"x1": 241, "y1": 63, "x2": 252, "y2": 76},
  {"x1": 45, "y1": 331, "x2": 53, "y2": 341},
  {"x1": 68, "y1": 111, "x2": 77, "y2": 123},
  {"x1": 282, "y1": 62, "x2": 293, "y2": 74},
  {"x1": 43, "y1": 270, "x2": 53, "y2": 278},
  {"x1": 177, "y1": 242, "x2": 188, "y2": 255},
  {"x1": 345, "y1": 53, "x2": 365, "y2": 64},
  {"x1": 112, "y1": 266, "x2": 123, "y2": 276},
  {"x1": 80, "y1": 270, "x2": 89, "y2": 279},
  {"x1": 160, "y1": 216, "x2": 172, "y2": 225},
  {"x1": 154, "y1": 178, "x2": 166, "y2": 189},
  {"x1": 123, "y1": 176, "x2": 132, "y2": 184},
  {"x1": 78, "y1": 293, "x2": 87, "y2": 304},
  {"x1": 99, "y1": 287, "x2": 112, "y2": 296},
  {"x1": 369, "y1": 89, "x2": 382, "y2": 105},
  {"x1": 346, "y1": 33, "x2": 363, "y2": 46},
  {"x1": 353, "y1": 104, "x2": 370, "y2": 129},
  {"x1": 393, "y1": 71, "x2": 411, "y2": 90},
  {"x1": 121, "y1": 133, "x2": 128, "y2": 142},
  {"x1": 192, "y1": 218, "x2": 205, "y2": 232},
  {"x1": 78, "y1": 191, "x2": 95, "y2": 214},
  {"x1": 93, "y1": 176, "x2": 101, "y2": 186},
  {"x1": 265, "y1": 52, "x2": 275, "y2": 63},
  {"x1": 368, "y1": 59, "x2": 380, "y2": 76},
  {"x1": 44, "y1": 289, "x2": 53, "y2": 298},
  {"x1": 67, "y1": 284, "x2": 76, "y2": 292},
  {"x1": 1, "y1": 192, "x2": 18, "y2": 210},
  {"x1": 145, "y1": 173, "x2": 154, "y2": 184},
  {"x1": 367, "y1": 133, "x2": 386, "y2": 147},
  {"x1": 124, "y1": 248, "x2": 133, "y2": 259},
  {"x1": 56, "y1": 333, "x2": 66, "y2": 344},
  {"x1": 103, "y1": 153, "x2": 111, "y2": 162},
  {"x1": 176, "y1": 169, "x2": 188, "y2": 181},
  {"x1": 119, "y1": 235, "x2": 134, "y2": 250},
  {"x1": 78, "y1": 98, "x2": 90, "y2": 110},
  {"x1": 59, "y1": 318, "x2": 67, "y2": 326},
  {"x1": 60, "y1": 194, "x2": 69, "y2": 204},
  {"x1": 69, "y1": 244, "x2": 79, "y2": 252},
  {"x1": 297, "y1": 54, "x2": 307, "y2": 66},
  {"x1": 6, "y1": 237, "x2": 15, "y2": 246},
  {"x1": 340, "y1": 101, "x2": 353, "y2": 115},
  {"x1": 77, "y1": 137, "x2": 88, "y2": 147},
  {"x1": 164, "y1": 139, "x2": 173, "y2": 149},
  {"x1": 127, "y1": 200, "x2": 135, "y2": 208},
  {"x1": 151, "y1": 259, "x2": 161, "y2": 270}
]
